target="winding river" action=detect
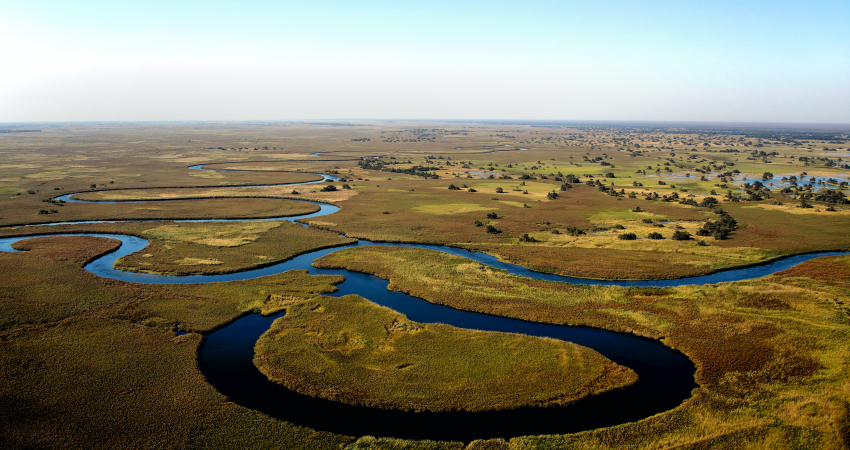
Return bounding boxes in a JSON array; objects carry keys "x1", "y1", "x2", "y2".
[{"x1": 1, "y1": 165, "x2": 847, "y2": 441}]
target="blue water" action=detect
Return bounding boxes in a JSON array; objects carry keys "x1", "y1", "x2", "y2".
[{"x1": 1, "y1": 164, "x2": 846, "y2": 441}]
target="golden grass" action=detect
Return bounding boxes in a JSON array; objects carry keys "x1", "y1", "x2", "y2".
[
  {"x1": 254, "y1": 295, "x2": 636, "y2": 412},
  {"x1": 412, "y1": 203, "x2": 497, "y2": 215},
  {"x1": 1, "y1": 122, "x2": 849, "y2": 449},
  {"x1": 315, "y1": 246, "x2": 850, "y2": 449},
  {"x1": 115, "y1": 220, "x2": 356, "y2": 276}
]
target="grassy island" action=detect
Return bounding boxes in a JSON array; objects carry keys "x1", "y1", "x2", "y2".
[{"x1": 254, "y1": 295, "x2": 637, "y2": 412}]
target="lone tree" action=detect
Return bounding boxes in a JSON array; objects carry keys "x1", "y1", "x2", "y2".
[
  {"x1": 699, "y1": 197, "x2": 718, "y2": 208},
  {"x1": 672, "y1": 230, "x2": 692, "y2": 241},
  {"x1": 518, "y1": 233, "x2": 537, "y2": 242}
]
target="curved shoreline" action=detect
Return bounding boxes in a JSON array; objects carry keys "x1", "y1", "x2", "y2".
[{"x1": 0, "y1": 164, "x2": 846, "y2": 442}]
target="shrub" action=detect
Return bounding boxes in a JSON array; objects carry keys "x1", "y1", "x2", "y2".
[
  {"x1": 614, "y1": 224, "x2": 626, "y2": 230},
  {"x1": 473, "y1": 220, "x2": 483, "y2": 227},
  {"x1": 565, "y1": 226, "x2": 585, "y2": 236},
  {"x1": 468, "y1": 188, "x2": 477, "y2": 192},
  {"x1": 672, "y1": 230, "x2": 692, "y2": 241},
  {"x1": 518, "y1": 233, "x2": 537, "y2": 243},
  {"x1": 321, "y1": 184, "x2": 338, "y2": 192},
  {"x1": 485, "y1": 224, "x2": 500, "y2": 234},
  {"x1": 618, "y1": 233, "x2": 637, "y2": 240},
  {"x1": 647, "y1": 232, "x2": 663, "y2": 240},
  {"x1": 448, "y1": 184, "x2": 461, "y2": 190},
  {"x1": 699, "y1": 197, "x2": 718, "y2": 208},
  {"x1": 486, "y1": 212, "x2": 498, "y2": 219},
  {"x1": 495, "y1": 187, "x2": 504, "y2": 193},
  {"x1": 632, "y1": 206, "x2": 642, "y2": 212}
]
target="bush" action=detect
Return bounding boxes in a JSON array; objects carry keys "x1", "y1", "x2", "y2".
[
  {"x1": 547, "y1": 191, "x2": 559, "y2": 200},
  {"x1": 614, "y1": 224, "x2": 626, "y2": 229},
  {"x1": 565, "y1": 226, "x2": 585, "y2": 236},
  {"x1": 632, "y1": 206, "x2": 642, "y2": 212},
  {"x1": 321, "y1": 184, "x2": 338, "y2": 192},
  {"x1": 618, "y1": 233, "x2": 637, "y2": 240},
  {"x1": 647, "y1": 232, "x2": 663, "y2": 240},
  {"x1": 495, "y1": 187, "x2": 504, "y2": 193},
  {"x1": 448, "y1": 184, "x2": 461, "y2": 190},
  {"x1": 699, "y1": 196, "x2": 718, "y2": 208},
  {"x1": 485, "y1": 224, "x2": 500, "y2": 234},
  {"x1": 473, "y1": 220, "x2": 483, "y2": 227},
  {"x1": 518, "y1": 233, "x2": 537, "y2": 243},
  {"x1": 672, "y1": 230, "x2": 692, "y2": 241},
  {"x1": 642, "y1": 218, "x2": 654, "y2": 224},
  {"x1": 468, "y1": 188, "x2": 477, "y2": 192},
  {"x1": 486, "y1": 212, "x2": 498, "y2": 219},
  {"x1": 696, "y1": 240, "x2": 708, "y2": 246}
]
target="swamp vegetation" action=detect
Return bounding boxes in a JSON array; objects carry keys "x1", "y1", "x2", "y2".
[{"x1": 1, "y1": 122, "x2": 849, "y2": 449}]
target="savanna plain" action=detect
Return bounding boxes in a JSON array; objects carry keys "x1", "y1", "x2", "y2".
[{"x1": 1, "y1": 121, "x2": 849, "y2": 449}]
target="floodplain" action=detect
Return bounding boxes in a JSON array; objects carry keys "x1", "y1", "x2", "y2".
[{"x1": 1, "y1": 121, "x2": 849, "y2": 449}]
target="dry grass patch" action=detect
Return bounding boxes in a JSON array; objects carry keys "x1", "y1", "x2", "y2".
[
  {"x1": 255, "y1": 295, "x2": 637, "y2": 412},
  {"x1": 116, "y1": 220, "x2": 356, "y2": 275},
  {"x1": 315, "y1": 247, "x2": 850, "y2": 449}
]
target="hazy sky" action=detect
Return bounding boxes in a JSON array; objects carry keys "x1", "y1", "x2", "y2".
[{"x1": 2, "y1": 0, "x2": 848, "y2": 123}]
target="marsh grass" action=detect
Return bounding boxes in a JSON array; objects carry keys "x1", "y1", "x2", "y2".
[
  {"x1": 115, "y1": 220, "x2": 356, "y2": 275},
  {"x1": 254, "y1": 295, "x2": 636, "y2": 412},
  {"x1": 1, "y1": 122, "x2": 849, "y2": 449},
  {"x1": 0, "y1": 236, "x2": 352, "y2": 449},
  {"x1": 315, "y1": 246, "x2": 850, "y2": 449}
]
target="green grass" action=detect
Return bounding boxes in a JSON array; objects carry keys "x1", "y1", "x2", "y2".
[
  {"x1": 1, "y1": 122, "x2": 849, "y2": 449},
  {"x1": 254, "y1": 295, "x2": 636, "y2": 412},
  {"x1": 115, "y1": 220, "x2": 356, "y2": 276},
  {"x1": 314, "y1": 245, "x2": 850, "y2": 449}
]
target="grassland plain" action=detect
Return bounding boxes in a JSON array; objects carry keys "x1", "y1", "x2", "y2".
[
  {"x1": 1, "y1": 121, "x2": 849, "y2": 449},
  {"x1": 314, "y1": 246, "x2": 850, "y2": 449},
  {"x1": 301, "y1": 179, "x2": 848, "y2": 279},
  {"x1": 254, "y1": 295, "x2": 637, "y2": 412},
  {"x1": 0, "y1": 219, "x2": 356, "y2": 277}
]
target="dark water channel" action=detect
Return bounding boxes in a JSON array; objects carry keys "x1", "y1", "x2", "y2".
[{"x1": 1, "y1": 168, "x2": 847, "y2": 441}]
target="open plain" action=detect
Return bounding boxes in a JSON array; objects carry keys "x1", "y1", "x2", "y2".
[{"x1": 1, "y1": 121, "x2": 849, "y2": 449}]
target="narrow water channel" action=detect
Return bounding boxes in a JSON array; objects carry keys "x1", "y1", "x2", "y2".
[{"x1": 1, "y1": 167, "x2": 846, "y2": 441}]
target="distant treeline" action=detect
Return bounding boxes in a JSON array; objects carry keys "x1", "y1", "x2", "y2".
[{"x1": 0, "y1": 129, "x2": 41, "y2": 133}]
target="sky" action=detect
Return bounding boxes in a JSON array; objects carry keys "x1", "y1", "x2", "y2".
[{"x1": 1, "y1": 0, "x2": 848, "y2": 123}]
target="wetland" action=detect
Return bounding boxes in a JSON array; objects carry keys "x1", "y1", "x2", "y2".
[{"x1": 1, "y1": 121, "x2": 849, "y2": 449}]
